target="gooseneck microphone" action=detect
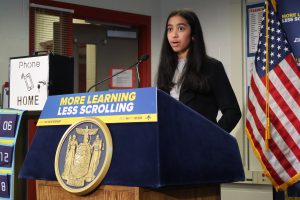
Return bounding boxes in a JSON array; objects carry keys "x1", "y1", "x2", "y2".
[{"x1": 87, "y1": 54, "x2": 149, "y2": 92}]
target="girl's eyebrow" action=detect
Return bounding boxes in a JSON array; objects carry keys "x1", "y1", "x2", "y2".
[
  {"x1": 167, "y1": 23, "x2": 188, "y2": 26},
  {"x1": 177, "y1": 23, "x2": 188, "y2": 26}
]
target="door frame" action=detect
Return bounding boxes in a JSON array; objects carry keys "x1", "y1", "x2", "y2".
[{"x1": 29, "y1": 0, "x2": 151, "y2": 87}]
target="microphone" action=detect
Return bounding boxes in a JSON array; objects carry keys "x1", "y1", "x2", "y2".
[
  {"x1": 87, "y1": 54, "x2": 149, "y2": 92},
  {"x1": 137, "y1": 54, "x2": 149, "y2": 62}
]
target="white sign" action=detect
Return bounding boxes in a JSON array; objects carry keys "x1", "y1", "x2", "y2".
[
  {"x1": 110, "y1": 68, "x2": 134, "y2": 88},
  {"x1": 9, "y1": 55, "x2": 49, "y2": 111}
]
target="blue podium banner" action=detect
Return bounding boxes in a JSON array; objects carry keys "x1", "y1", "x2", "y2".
[{"x1": 37, "y1": 87, "x2": 158, "y2": 126}]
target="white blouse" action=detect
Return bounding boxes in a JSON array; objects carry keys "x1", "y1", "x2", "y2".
[{"x1": 170, "y1": 59, "x2": 186, "y2": 100}]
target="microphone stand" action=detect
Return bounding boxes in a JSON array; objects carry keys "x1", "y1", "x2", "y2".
[{"x1": 135, "y1": 62, "x2": 141, "y2": 88}]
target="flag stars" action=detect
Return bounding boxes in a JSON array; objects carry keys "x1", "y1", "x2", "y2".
[
  {"x1": 277, "y1": 45, "x2": 281, "y2": 50},
  {"x1": 254, "y1": 2, "x2": 292, "y2": 76}
]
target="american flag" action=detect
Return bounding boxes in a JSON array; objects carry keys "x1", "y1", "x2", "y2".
[{"x1": 246, "y1": 0, "x2": 300, "y2": 191}]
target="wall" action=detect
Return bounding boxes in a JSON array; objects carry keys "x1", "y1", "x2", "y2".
[
  {"x1": 0, "y1": 0, "x2": 29, "y2": 89},
  {"x1": 221, "y1": 183, "x2": 272, "y2": 200}
]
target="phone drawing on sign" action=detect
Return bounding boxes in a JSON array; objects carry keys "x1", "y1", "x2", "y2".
[{"x1": 22, "y1": 73, "x2": 34, "y2": 91}]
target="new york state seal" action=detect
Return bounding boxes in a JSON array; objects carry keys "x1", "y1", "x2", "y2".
[{"x1": 55, "y1": 117, "x2": 112, "y2": 195}]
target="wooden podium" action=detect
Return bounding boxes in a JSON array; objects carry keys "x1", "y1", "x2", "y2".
[
  {"x1": 20, "y1": 88, "x2": 244, "y2": 200},
  {"x1": 36, "y1": 180, "x2": 220, "y2": 200}
]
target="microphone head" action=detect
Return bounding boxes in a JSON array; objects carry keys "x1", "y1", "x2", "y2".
[{"x1": 138, "y1": 54, "x2": 149, "y2": 62}]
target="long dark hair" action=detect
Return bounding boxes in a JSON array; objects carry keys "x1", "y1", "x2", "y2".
[{"x1": 157, "y1": 9, "x2": 209, "y2": 92}]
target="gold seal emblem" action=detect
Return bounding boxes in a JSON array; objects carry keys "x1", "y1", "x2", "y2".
[{"x1": 55, "y1": 117, "x2": 112, "y2": 195}]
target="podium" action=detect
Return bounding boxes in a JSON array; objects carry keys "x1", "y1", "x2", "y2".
[{"x1": 19, "y1": 88, "x2": 244, "y2": 200}]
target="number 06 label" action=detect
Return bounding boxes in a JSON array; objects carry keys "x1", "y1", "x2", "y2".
[{"x1": 0, "y1": 115, "x2": 17, "y2": 138}]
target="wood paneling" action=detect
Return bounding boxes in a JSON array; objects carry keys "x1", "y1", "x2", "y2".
[{"x1": 36, "y1": 180, "x2": 220, "y2": 200}]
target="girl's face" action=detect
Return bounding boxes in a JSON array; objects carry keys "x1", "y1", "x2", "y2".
[{"x1": 167, "y1": 15, "x2": 192, "y2": 59}]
